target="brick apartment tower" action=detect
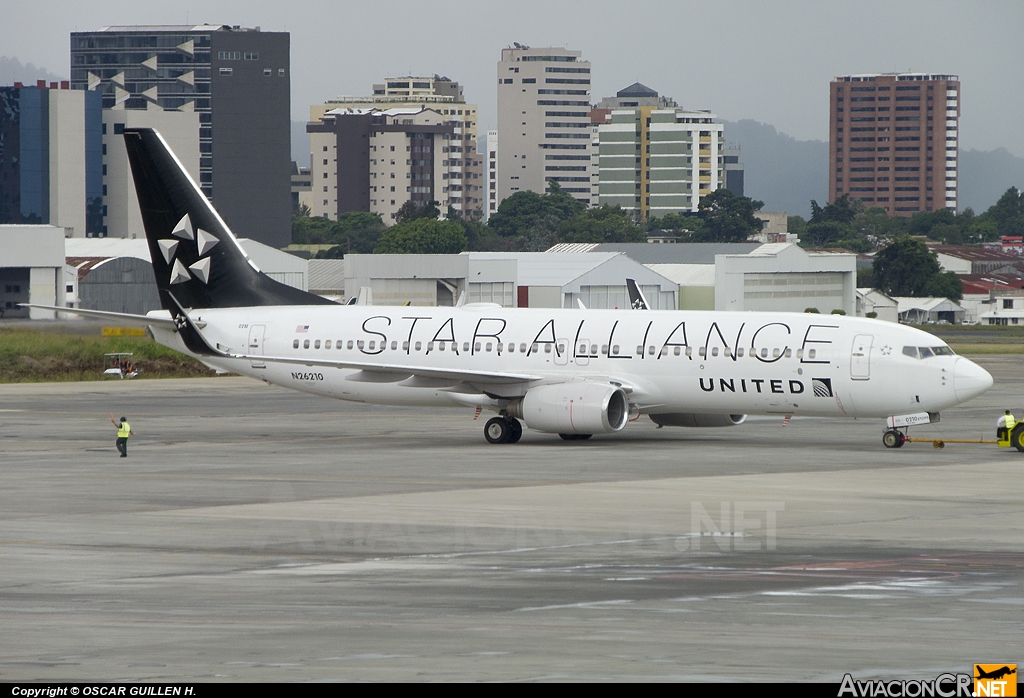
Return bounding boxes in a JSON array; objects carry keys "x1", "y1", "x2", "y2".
[{"x1": 830, "y1": 73, "x2": 959, "y2": 216}]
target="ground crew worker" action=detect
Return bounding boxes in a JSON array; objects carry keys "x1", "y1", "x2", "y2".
[
  {"x1": 997, "y1": 410, "x2": 1016, "y2": 444},
  {"x1": 110, "y1": 413, "x2": 136, "y2": 457}
]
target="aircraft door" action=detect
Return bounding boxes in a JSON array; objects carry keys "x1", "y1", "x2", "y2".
[
  {"x1": 850, "y1": 334, "x2": 873, "y2": 380},
  {"x1": 248, "y1": 325, "x2": 266, "y2": 369},
  {"x1": 554, "y1": 338, "x2": 569, "y2": 366}
]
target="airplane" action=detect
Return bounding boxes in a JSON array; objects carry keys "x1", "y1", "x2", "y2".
[
  {"x1": 25, "y1": 128, "x2": 995, "y2": 446},
  {"x1": 975, "y1": 666, "x2": 1016, "y2": 681}
]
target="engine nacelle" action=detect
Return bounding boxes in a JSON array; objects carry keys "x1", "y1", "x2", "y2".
[
  {"x1": 509, "y1": 383, "x2": 629, "y2": 434},
  {"x1": 649, "y1": 413, "x2": 747, "y2": 428}
]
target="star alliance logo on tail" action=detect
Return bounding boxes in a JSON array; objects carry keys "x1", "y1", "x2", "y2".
[{"x1": 813, "y1": 378, "x2": 833, "y2": 397}]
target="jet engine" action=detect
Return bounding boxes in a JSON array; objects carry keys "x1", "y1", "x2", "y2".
[
  {"x1": 649, "y1": 413, "x2": 747, "y2": 428},
  {"x1": 508, "y1": 382, "x2": 629, "y2": 435}
]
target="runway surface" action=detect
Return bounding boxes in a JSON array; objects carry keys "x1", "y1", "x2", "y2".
[{"x1": 1, "y1": 356, "x2": 1022, "y2": 681}]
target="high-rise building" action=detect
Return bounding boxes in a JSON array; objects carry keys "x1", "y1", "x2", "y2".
[
  {"x1": 485, "y1": 130, "x2": 497, "y2": 219},
  {"x1": 71, "y1": 25, "x2": 292, "y2": 246},
  {"x1": 496, "y1": 45, "x2": 592, "y2": 206},
  {"x1": 597, "y1": 85, "x2": 724, "y2": 221},
  {"x1": 724, "y1": 144, "x2": 744, "y2": 196},
  {"x1": 0, "y1": 81, "x2": 102, "y2": 237},
  {"x1": 310, "y1": 76, "x2": 483, "y2": 220},
  {"x1": 308, "y1": 107, "x2": 461, "y2": 223},
  {"x1": 830, "y1": 73, "x2": 959, "y2": 216}
]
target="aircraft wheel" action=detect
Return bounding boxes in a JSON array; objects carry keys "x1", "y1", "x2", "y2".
[
  {"x1": 508, "y1": 418, "x2": 523, "y2": 444},
  {"x1": 1012, "y1": 424, "x2": 1024, "y2": 452},
  {"x1": 882, "y1": 430, "x2": 904, "y2": 449},
  {"x1": 485, "y1": 417, "x2": 511, "y2": 444}
]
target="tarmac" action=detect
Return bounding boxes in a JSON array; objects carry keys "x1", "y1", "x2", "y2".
[{"x1": 0, "y1": 355, "x2": 1022, "y2": 682}]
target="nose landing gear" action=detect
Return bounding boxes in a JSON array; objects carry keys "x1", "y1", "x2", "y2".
[{"x1": 883, "y1": 429, "x2": 907, "y2": 449}]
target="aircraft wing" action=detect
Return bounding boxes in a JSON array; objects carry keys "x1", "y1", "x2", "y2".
[
  {"x1": 225, "y1": 350, "x2": 544, "y2": 384},
  {"x1": 18, "y1": 304, "x2": 177, "y2": 328}
]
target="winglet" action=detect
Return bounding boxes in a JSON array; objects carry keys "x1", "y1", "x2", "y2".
[{"x1": 626, "y1": 278, "x2": 649, "y2": 310}]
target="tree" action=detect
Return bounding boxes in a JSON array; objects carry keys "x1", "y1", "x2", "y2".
[
  {"x1": 487, "y1": 181, "x2": 586, "y2": 239},
  {"x1": 694, "y1": 189, "x2": 764, "y2": 242},
  {"x1": 559, "y1": 205, "x2": 646, "y2": 243},
  {"x1": 293, "y1": 211, "x2": 386, "y2": 254},
  {"x1": 373, "y1": 218, "x2": 467, "y2": 254},
  {"x1": 810, "y1": 194, "x2": 858, "y2": 225},
  {"x1": 395, "y1": 199, "x2": 441, "y2": 224},
  {"x1": 987, "y1": 186, "x2": 1024, "y2": 237},
  {"x1": 872, "y1": 237, "x2": 961, "y2": 299}
]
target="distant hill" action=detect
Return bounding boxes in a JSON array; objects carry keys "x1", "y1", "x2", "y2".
[
  {"x1": 0, "y1": 56, "x2": 66, "y2": 85},
  {"x1": 722, "y1": 119, "x2": 826, "y2": 219},
  {"x1": 722, "y1": 118, "x2": 1024, "y2": 219},
  {"x1": 959, "y1": 148, "x2": 1024, "y2": 213}
]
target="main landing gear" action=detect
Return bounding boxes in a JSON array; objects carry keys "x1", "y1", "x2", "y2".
[{"x1": 484, "y1": 416, "x2": 523, "y2": 444}]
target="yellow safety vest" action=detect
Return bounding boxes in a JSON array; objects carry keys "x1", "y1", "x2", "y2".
[
  {"x1": 117, "y1": 422, "x2": 131, "y2": 438},
  {"x1": 1006, "y1": 415, "x2": 1016, "y2": 431}
]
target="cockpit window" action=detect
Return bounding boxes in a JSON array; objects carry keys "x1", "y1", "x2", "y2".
[{"x1": 903, "y1": 345, "x2": 955, "y2": 359}]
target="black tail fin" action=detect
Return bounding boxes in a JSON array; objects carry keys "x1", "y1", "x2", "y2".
[{"x1": 123, "y1": 127, "x2": 335, "y2": 310}]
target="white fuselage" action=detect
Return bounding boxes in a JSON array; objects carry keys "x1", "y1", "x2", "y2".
[{"x1": 150, "y1": 304, "x2": 991, "y2": 420}]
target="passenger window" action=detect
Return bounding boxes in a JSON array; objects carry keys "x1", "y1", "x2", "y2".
[
  {"x1": 919, "y1": 347, "x2": 934, "y2": 358},
  {"x1": 557, "y1": 343, "x2": 564, "y2": 353},
  {"x1": 337, "y1": 341, "x2": 343, "y2": 350},
  {"x1": 535, "y1": 343, "x2": 542, "y2": 353},
  {"x1": 581, "y1": 344, "x2": 589, "y2": 354},
  {"x1": 508, "y1": 343, "x2": 515, "y2": 352},
  {"x1": 415, "y1": 341, "x2": 422, "y2": 351},
  {"x1": 636, "y1": 345, "x2": 644, "y2": 355},
  {"x1": 347, "y1": 340, "x2": 354, "y2": 350},
  {"x1": 303, "y1": 339, "x2": 310, "y2": 349},
  {"x1": 544, "y1": 343, "x2": 552, "y2": 354},
  {"x1": 450, "y1": 342, "x2": 457, "y2": 352},
  {"x1": 612, "y1": 345, "x2": 620, "y2": 355},
  {"x1": 699, "y1": 347, "x2": 706, "y2": 358},
  {"x1": 402, "y1": 341, "x2": 410, "y2": 351},
  {"x1": 357, "y1": 340, "x2": 364, "y2": 350},
  {"x1": 368, "y1": 340, "x2": 375, "y2": 350},
  {"x1": 711, "y1": 347, "x2": 719, "y2": 357},
  {"x1": 808, "y1": 348, "x2": 816, "y2": 359},
  {"x1": 772, "y1": 348, "x2": 780, "y2": 358},
  {"x1": 293, "y1": 339, "x2": 299, "y2": 349},
  {"x1": 391, "y1": 341, "x2": 398, "y2": 350},
  {"x1": 314, "y1": 340, "x2": 321, "y2": 349},
  {"x1": 737, "y1": 347, "x2": 744, "y2": 357},
  {"x1": 474, "y1": 342, "x2": 481, "y2": 352},
  {"x1": 463, "y1": 342, "x2": 470, "y2": 352},
  {"x1": 796, "y1": 349, "x2": 803, "y2": 358},
  {"x1": 674, "y1": 346, "x2": 681, "y2": 356},
  {"x1": 784, "y1": 348, "x2": 792, "y2": 358},
  {"x1": 760, "y1": 348, "x2": 768, "y2": 358},
  {"x1": 325, "y1": 340, "x2": 331, "y2": 349},
  {"x1": 485, "y1": 342, "x2": 492, "y2": 352},
  {"x1": 648, "y1": 346, "x2": 655, "y2": 356},
  {"x1": 724, "y1": 348, "x2": 732, "y2": 358},
  {"x1": 439, "y1": 342, "x2": 446, "y2": 351},
  {"x1": 427, "y1": 342, "x2": 434, "y2": 351}
]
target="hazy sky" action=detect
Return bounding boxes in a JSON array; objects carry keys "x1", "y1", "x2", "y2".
[{"x1": 3, "y1": 0, "x2": 1022, "y2": 155}]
